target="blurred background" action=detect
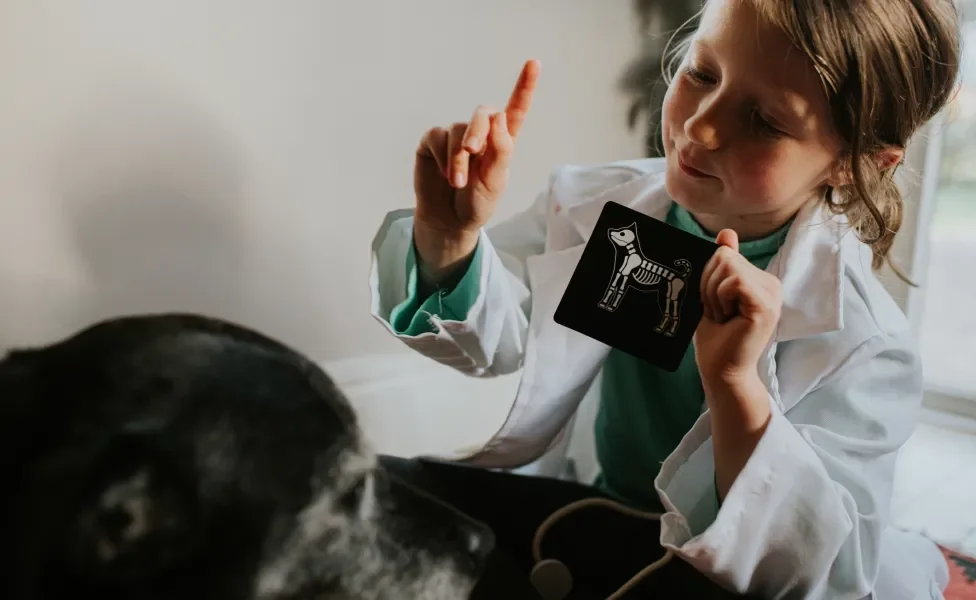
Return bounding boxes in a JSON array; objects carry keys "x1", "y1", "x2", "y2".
[{"x1": 0, "y1": 0, "x2": 973, "y2": 566}]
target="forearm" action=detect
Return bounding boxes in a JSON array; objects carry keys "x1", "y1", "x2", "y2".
[
  {"x1": 413, "y1": 221, "x2": 480, "y2": 289},
  {"x1": 704, "y1": 374, "x2": 771, "y2": 499},
  {"x1": 655, "y1": 410, "x2": 868, "y2": 598},
  {"x1": 415, "y1": 240, "x2": 479, "y2": 299},
  {"x1": 654, "y1": 336, "x2": 914, "y2": 597}
]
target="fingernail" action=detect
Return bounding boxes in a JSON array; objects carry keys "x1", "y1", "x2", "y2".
[
  {"x1": 454, "y1": 172, "x2": 465, "y2": 187},
  {"x1": 464, "y1": 137, "x2": 480, "y2": 152}
]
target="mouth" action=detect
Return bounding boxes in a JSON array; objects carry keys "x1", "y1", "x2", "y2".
[{"x1": 677, "y1": 153, "x2": 715, "y2": 180}]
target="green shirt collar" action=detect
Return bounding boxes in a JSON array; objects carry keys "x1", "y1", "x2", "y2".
[{"x1": 666, "y1": 202, "x2": 793, "y2": 264}]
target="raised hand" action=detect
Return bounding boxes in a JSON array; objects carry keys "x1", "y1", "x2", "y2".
[{"x1": 413, "y1": 59, "x2": 541, "y2": 276}]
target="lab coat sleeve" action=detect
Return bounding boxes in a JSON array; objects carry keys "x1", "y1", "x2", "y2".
[
  {"x1": 654, "y1": 331, "x2": 922, "y2": 599},
  {"x1": 368, "y1": 175, "x2": 553, "y2": 377}
]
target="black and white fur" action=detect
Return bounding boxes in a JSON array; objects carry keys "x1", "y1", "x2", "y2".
[{"x1": 0, "y1": 313, "x2": 493, "y2": 600}]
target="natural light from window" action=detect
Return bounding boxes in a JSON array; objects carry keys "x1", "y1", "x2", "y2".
[{"x1": 918, "y1": 14, "x2": 976, "y2": 401}]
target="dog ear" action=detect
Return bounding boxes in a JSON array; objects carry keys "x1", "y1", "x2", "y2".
[{"x1": 65, "y1": 420, "x2": 205, "y2": 583}]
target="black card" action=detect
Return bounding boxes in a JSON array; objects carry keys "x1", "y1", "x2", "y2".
[{"x1": 553, "y1": 201, "x2": 720, "y2": 372}]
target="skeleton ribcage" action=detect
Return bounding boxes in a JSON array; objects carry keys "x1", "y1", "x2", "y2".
[{"x1": 632, "y1": 260, "x2": 676, "y2": 286}]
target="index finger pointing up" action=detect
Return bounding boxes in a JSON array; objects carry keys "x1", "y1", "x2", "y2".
[{"x1": 504, "y1": 59, "x2": 541, "y2": 139}]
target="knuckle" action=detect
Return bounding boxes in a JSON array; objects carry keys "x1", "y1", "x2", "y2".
[
  {"x1": 416, "y1": 131, "x2": 441, "y2": 155},
  {"x1": 763, "y1": 291, "x2": 782, "y2": 313},
  {"x1": 419, "y1": 126, "x2": 441, "y2": 144}
]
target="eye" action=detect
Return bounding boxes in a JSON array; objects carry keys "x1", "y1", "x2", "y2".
[
  {"x1": 751, "y1": 108, "x2": 785, "y2": 138},
  {"x1": 684, "y1": 65, "x2": 715, "y2": 86}
]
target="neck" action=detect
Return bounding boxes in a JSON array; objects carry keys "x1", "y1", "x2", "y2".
[{"x1": 688, "y1": 197, "x2": 815, "y2": 242}]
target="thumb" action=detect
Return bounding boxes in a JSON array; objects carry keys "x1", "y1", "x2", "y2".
[{"x1": 716, "y1": 228, "x2": 739, "y2": 253}]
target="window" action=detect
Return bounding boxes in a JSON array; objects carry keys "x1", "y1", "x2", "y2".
[{"x1": 909, "y1": 7, "x2": 976, "y2": 413}]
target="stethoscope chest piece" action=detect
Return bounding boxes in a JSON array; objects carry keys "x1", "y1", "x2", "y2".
[{"x1": 530, "y1": 558, "x2": 574, "y2": 600}]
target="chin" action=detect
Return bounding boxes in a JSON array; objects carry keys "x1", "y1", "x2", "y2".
[{"x1": 664, "y1": 154, "x2": 722, "y2": 214}]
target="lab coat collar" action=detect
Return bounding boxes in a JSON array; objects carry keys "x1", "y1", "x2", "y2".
[{"x1": 564, "y1": 171, "x2": 845, "y2": 342}]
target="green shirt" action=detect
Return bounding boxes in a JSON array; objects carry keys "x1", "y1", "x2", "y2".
[
  {"x1": 389, "y1": 203, "x2": 790, "y2": 510},
  {"x1": 593, "y1": 203, "x2": 790, "y2": 510}
]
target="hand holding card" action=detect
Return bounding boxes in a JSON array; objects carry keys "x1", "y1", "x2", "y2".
[
  {"x1": 694, "y1": 229, "x2": 783, "y2": 399},
  {"x1": 694, "y1": 229, "x2": 783, "y2": 499},
  {"x1": 553, "y1": 201, "x2": 719, "y2": 372}
]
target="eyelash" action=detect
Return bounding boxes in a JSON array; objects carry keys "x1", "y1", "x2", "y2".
[
  {"x1": 684, "y1": 66, "x2": 713, "y2": 85},
  {"x1": 751, "y1": 109, "x2": 783, "y2": 138},
  {"x1": 682, "y1": 66, "x2": 785, "y2": 139}
]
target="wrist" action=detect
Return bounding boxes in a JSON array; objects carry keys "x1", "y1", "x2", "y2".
[
  {"x1": 709, "y1": 376, "x2": 771, "y2": 499},
  {"x1": 703, "y1": 371, "x2": 770, "y2": 433},
  {"x1": 413, "y1": 221, "x2": 480, "y2": 285}
]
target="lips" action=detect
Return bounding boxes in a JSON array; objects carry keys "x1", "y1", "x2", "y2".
[{"x1": 677, "y1": 152, "x2": 715, "y2": 179}]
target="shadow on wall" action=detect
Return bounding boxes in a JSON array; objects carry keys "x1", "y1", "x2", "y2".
[{"x1": 49, "y1": 75, "x2": 253, "y2": 329}]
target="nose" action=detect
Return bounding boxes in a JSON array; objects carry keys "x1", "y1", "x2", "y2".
[
  {"x1": 378, "y1": 461, "x2": 497, "y2": 573},
  {"x1": 684, "y1": 106, "x2": 722, "y2": 150},
  {"x1": 458, "y1": 518, "x2": 495, "y2": 571}
]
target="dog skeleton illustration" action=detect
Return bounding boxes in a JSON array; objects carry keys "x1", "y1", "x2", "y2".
[{"x1": 598, "y1": 223, "x2": 691, "y2": 337}]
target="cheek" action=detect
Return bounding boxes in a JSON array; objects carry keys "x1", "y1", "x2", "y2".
[
  {"x1": 732, "y1": 150, "x2": 779, "y2": 185},
  {"x1": 725, "y1": 147, "x2": 801, "y2": 202},
  {"x1": 659, "y1": 92, "x2": 673, "y2": 147},
  {"x1": 661, "y1": 82, "x2": 689, "y2": 138},
  {"x1": 725, "y1": 144, "x2": 833, "y2": 206}
]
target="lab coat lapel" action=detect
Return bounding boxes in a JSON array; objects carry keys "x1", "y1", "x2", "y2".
[
  {"x1": 764, "y1": 198, "x2": 845, "y2": 343},
  {"x1": 563, "y1": 173, "x2": 674, "y2": 242},
  {"x1": 757, "y1": 198, "x2": 847, "y2": 412}
]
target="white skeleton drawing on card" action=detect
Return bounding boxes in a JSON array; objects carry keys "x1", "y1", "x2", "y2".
[{"x1": 598, "y1": 223, "x2": 691, "y2": 337}]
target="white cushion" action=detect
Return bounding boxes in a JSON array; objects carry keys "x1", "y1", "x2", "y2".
[{"x1": 320, "y1": 352, "x2": 520, "y2": 460}]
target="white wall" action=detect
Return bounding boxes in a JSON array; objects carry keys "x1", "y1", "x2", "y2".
[{"x1": 0, "y1": 1, "x2": 643, "y2": 367}]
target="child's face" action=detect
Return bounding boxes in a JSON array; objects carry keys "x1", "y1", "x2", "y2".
[{"x1": 661, "y1": 0, "x2": 843, "y2": 237}]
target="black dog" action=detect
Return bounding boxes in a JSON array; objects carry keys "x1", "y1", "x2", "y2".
[{"x1": 1, "y1": 313, "x2": 494, "y2": 600}]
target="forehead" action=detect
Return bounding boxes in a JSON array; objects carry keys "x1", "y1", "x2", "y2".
[{"x1": 696, "y1": 0, "x2": 829, "y2": 121}]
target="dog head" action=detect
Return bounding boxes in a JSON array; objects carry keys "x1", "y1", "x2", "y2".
[
  {"x1": 608, "y1": 225, "x2": 638, "y2": 247},
  {"x1": 1, "y1": 314, "x2": 493, "y2": 600}
]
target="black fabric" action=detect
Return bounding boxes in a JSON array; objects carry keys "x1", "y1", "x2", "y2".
[{"x1": 379, "y1": 455, "x2": 751, "y2": 599}]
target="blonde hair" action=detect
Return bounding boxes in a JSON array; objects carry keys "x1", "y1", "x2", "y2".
[{"x1": 662, "y1": 0, "x2": 962, "y2": 276}]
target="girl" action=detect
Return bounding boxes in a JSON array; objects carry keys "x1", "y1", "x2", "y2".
[{"x1": 369, "y1": 0, "x2": 961, "y2": 598}]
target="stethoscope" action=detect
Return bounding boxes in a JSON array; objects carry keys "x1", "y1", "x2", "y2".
[{"x1": 529, "y1": 497, "x2": 675, "y2": 599}]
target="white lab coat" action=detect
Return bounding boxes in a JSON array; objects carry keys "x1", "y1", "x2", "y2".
[{"x1": 368, "y1": 157, "x2": 949, "y2": 599}]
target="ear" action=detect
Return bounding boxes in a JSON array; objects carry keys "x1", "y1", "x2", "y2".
[
  {"x1": 826, "y1": 147, "x2": 905, "y2": 187},
  {"x1": 875, "y1": 146, "x2": 905, "y2": 172},
  {"x1": 66, "y1": 421, "x2": 204, "y2": 582}
]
